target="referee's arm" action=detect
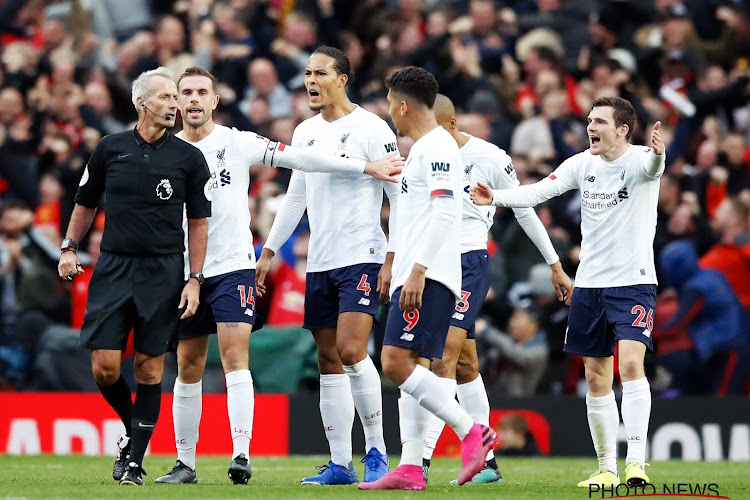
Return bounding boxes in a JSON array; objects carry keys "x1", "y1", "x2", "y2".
[{"x1": 59, "y1": 141, "x2": 107, "y2": 280}]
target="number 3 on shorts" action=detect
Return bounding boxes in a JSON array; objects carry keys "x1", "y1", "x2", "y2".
[
  {"x1": 630, "y1": 305, "x2": 654, "y2": 331},
  {"x1": 403, "y1": 309, "x2": 420, "y2": 331}
]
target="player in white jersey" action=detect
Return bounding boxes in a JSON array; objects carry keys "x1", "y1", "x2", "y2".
[
  {"x1": 256, "y1": 47, "x2": 397, "y2": 485},
  {"x1": 472, "y1": 97, "x2": 665, "y2": 488},
  {"x1": 359, "y1": 67, "x2": 498, "y2": 492},
  {"x1": 420, "y1": 94, "x2": 573, "y2": 484},
  {"x1": 154, "y1": 66, "x2": 403, "y2": 485}
]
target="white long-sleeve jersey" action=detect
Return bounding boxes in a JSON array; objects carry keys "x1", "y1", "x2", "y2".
[
  {"x1": 390, "y1": 126, "x2": 463, "y2": 298},
  {"x1": 177, "y1": 124, "x2": 367, "y2": 278},
  {"x1": 264, "y1": 105, "x2": 400, "y2": 272},
  {"x1": 459, "y1": 134, "x2": 558, "y2": 264},
  {"x1": 491, "y1": 145, "x2": 665, "y2": 288}
]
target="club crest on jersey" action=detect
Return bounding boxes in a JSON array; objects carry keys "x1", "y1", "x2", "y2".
[
  {"x1": 338, "y1": 133, "x2": 350, "y2": 151},
  {"x1": 217, "y1": 147, "x2": 226, "y2": 166},
  {"x1": 156, "y1": 178, "x2": 173, "y2": 200},
  {"x1": 464, "y1": 163, "x2": 474, "y2": 181}
]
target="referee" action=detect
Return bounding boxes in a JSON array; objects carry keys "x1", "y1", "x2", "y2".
[{"x1": 57, "y1": 67, "x2": 211, "y2": 486}]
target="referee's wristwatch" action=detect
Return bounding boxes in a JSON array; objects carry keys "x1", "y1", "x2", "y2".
[
  {"x1": 60, "y1": 239, "x2": 78, "y2": 253},
  {"x1": 189, "y1": 272, "x2": 205, "y2": 285}
]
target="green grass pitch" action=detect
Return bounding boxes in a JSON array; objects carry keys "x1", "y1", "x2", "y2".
[{"x1": 0, "y1": 455, "x2": 748, "y2": 499}]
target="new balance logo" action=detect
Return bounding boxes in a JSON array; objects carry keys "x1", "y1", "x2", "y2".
[
  {"x1": 585, "y1": 175, "x2": 595, "y2": 182},
  {"x1": 400, "y1": 332, "x2": 414, "y2": 341},
  {"x1": 452, "y1": 312, "x2": 465, "y2": 320},
  {"x1": 618, "y1": 186, "x2": 629, "y2": 200},
  {"x1": 358, "y1": 298, "x2": 371, "y2": 306},
  {"x1": 244, "y1": 308, "x2": 253, "y2": 317},
  {"x1": 307, "y1": 139, "x2": 315, "y2": 147},
  {"x1": 384, "y1": 142, "x2": 397, "y2": 153}
]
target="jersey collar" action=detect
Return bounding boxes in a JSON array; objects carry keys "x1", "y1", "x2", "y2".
[{"x1": 133, "y1": 127, "x2": 170, "y2": 149}]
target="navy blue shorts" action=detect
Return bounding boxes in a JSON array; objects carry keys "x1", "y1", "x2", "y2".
[
  {"x1": 564, "y1": 285, "x2": 656, "y2": 357},
  {"x1": 384, "y1": 279, "x2": 456, "y2": 359},
  {"x1": 303, "y1": 263, "x2": 381, "y2": 330},
  {"x1": 449, "y1": 250, "x2": 491, "y2": 339},
  {"x1": 180, "y1": 269, "x2": 257, "y2": 339}
]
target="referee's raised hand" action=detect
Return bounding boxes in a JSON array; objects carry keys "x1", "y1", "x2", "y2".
[
  {"x1": 179, "y1": 280, "x2": 200, "y2": 319},
  {"x1": 58, "y1": 251, "x2": 84, "y2": 281}
]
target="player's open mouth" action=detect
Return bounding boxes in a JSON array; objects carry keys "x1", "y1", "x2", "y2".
[
  {"x1": 308, "y1": 89, "x2": 320, "y2": 100},
  {"x1": 590, "y1": 136, "x2": 600, "y2": 145},
  {"x1": 187, "y1": 107, "x2": 202, "y2": 117}
]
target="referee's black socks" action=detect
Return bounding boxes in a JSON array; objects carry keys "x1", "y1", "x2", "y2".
[
  {"x1": 97, "y1": 376, "x2": 133, "y2": 437},
  {"x1": 129, "y1": 382, "x2": 162, "y2": 467}
]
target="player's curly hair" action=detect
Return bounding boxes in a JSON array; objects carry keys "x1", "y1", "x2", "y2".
[{"x1": 385, "y1": 66, "x2": 439, "y2": 108}]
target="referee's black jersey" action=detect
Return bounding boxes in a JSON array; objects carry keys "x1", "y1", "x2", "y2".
[{"x1": 75, "y1": 128, "x2": 211, "y2": 256}]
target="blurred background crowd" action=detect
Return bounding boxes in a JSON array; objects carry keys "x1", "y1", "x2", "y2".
[{"x1": 0, "y1": 0, "x2": 749, "y2": 398}]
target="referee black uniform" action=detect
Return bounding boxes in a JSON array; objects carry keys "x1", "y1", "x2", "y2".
[{"x1": 75, "y1": 127, "x2": 211, "y2": 355}]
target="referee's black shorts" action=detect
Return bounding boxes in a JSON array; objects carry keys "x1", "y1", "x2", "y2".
[{"x1": 79, "y1": 251, "x2": 184, "y2": 356}]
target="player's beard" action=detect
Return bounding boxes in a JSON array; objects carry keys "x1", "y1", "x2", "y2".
[{"x1": 185, "y1": 111, "x2": 211, "y2": 129}]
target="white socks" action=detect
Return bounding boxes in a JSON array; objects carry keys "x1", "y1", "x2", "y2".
[
  {"x1": 621, "y1": 377, "x2": 651, "y2": 466},
  {"x1": 320, "y1": 373, "x2": 354, "y2": 466},
  {"x1": 173, "y1": 379, "x2": 202, "y2": 471},
  {"x1": 226, "y1": 369, "x2": 254, "y2": 459},
  {"x1": 343, "y1": 356, "x2": 386, "y2": 455},
  {"x1": 398, "y1": 391, "x2": 429, "y2": 466},
  {"x1": 422, "y1": 377, "x2": 456, "y2": 460},
  {"x1": 400, "y1": 365, "x2": 473, "y2": 439},
  {"x1": 457, "y1": 374, "x2": 494, "y2": 461},
  {"x1": 586, "y1": 391, "x2": 619, "y2": 475}
]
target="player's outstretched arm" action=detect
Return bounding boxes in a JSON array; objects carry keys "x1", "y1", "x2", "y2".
[
  {"x1": 267, "y1": 139, "x2": 403, "y2": 182},
  {"x1": 472, "y1": 176, "x2": 560, "y2": 208}
]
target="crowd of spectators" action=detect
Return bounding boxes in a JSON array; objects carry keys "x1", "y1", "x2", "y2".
[{"x1": 0, "y1": 0, "x2": 749, "y2": 397}]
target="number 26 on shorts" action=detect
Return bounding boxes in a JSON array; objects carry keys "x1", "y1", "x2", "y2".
[{"x1": 630, "y1": 305, "x2": 654, "y2": 330}]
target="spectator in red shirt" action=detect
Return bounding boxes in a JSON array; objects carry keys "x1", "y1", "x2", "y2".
[
  {"x1": 700, "y1": 197, "x2": 750, "y2": 311},
  {"x1": 267, "y1": 231, "x2": 309, "y2": 327}
]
